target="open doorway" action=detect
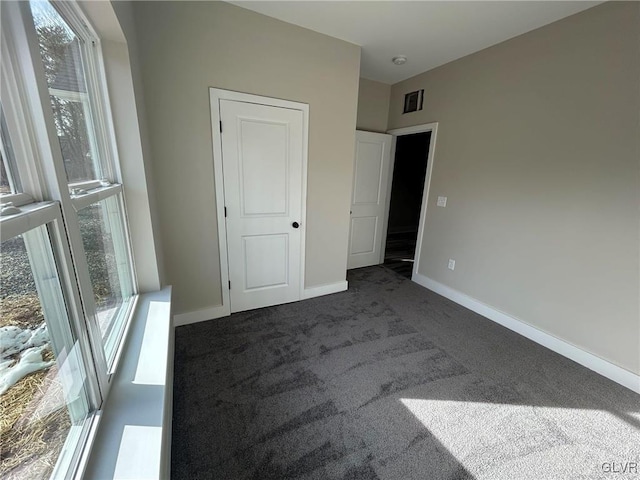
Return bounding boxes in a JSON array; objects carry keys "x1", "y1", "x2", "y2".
[{"x1": 383, "y1": 131, "x2": 431, "y2": 278}]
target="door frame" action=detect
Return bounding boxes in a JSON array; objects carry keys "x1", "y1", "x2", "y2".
[
  {"x1": 383, "y1": 122, "x2": 438, "y2": 280},
  {"x1": 209, "y1": 88, "x2": 309, "y2": 315}
]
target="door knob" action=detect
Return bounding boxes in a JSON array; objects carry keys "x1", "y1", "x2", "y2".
[{"x1": 292, "y1": 222, "x2": 300, "y2": 228}]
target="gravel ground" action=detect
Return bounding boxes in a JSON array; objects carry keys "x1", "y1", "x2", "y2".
[
  {"x1": 0, "y1": 237, "x2": 37, "y2": 299},
  {"x1": 1, "y1": 204, "x2": 121, "y2": 307}
]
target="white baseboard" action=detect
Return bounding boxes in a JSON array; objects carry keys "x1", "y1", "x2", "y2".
[
  {"x1": 173, "y1": 303, "x2": 230, "y2": 327},
  {"x1": 303, "y1": 280, "x2": 348, "y2": 300},
  {"x1": 412, "y1": 272, "x2": 640, "y2": 394},
  {"x1": 173, "y1": 281, "x2": 348, "y2": 326}
]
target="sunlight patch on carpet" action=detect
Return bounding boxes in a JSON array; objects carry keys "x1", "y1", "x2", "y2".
[{"x1": 400, "y1": 398, "x2": 640, "y2": 479}]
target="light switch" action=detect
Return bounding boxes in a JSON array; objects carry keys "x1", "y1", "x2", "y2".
[
  {"x1": 437, "y1": 196, "x2": 447, "y2": 207},
  {"x1": 448, "y1": 259, "x2": 456, "y2": 270}
]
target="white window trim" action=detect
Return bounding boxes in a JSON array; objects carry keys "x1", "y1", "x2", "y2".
[
  {"x1": 42, "y1": 0, "x2": 141, "y2": 376},
  {"x1": 68, "y1": 179, "x2": 104, "y2": 191},
  {"x1": 6, "y1": 0, "x2": 118, "y2": 399},
  {"x1": 17, "y1": 0, "x2": 139, "y2": 374},
  {"x1": 69, "y1": 183, "x2": 121, "y2": 210},
  {"x1": 0, "y1": 200, "x2": 57, "y2": 240},
  {"x1": 54, "y1": 0, "x2": 121, "y2": 185},
  {"x1": 1, "y1": 0, "x2": 167, "y2": 476},
  {"x1": 0, "y1": 192, "x2": 35, "y2": 207},
  {"x1": 49, "y1": 87, "x2": 88, "y2": 103},
  {"x1": 82, "y1": 287, "x2": 173, "y2": 479},
  {"x1": 0, "y1": 201, "x2": 105, "y2": 478},
  {"x1": 1, "y1": 22, "x2": 48, "y2": 200}
]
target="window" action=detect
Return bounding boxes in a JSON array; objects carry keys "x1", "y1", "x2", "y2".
[
  {"x1": 1, "y1": 214, "x2": 93, "y2": 479},
  {"x1": 77, "y1": 194, "x2": 134, "y2": 364},
  {"x1": 31, "y1": 0, "x2": 106, "y2": 186},
  {"x1": 1, "y1": 0, "x2": 139, "y2": 478},
  {"x1": 26, "y1": 0, "x2": 136, "y2": 367}
]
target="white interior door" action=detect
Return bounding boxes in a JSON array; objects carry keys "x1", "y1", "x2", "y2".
[
  {"x1": 220, "y1": 99, "x2": 305, "y2": 313},
  {"x1": 347, "y1": 130, "x2": 392, "y2": 269}
]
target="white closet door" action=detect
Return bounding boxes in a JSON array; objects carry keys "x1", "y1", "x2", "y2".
[{"x1": 220, "y1": 99, "x2": 304, "y2": 312}]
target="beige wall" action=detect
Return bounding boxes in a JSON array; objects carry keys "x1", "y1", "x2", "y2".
[
  {"x1": 106, "y1": 1, "x2": 165, "y2": 291},
  {"x1": 356, "y1": 78, "x2": 391, "y2": 132},
  {"x1": 132, "y1": 1, "x2": 360, "y2": 315},
  {"x1": 388, "y1": 2, "x2": 640, "y2": 374}
]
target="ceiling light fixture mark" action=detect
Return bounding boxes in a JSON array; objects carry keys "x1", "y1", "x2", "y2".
[{"x1": 392, "y1": 55, "x2": 407, "y2": 65}]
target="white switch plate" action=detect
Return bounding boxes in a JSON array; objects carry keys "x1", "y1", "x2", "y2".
[
  {"x1": 448, "y1": 259, "x2": 455, "y2": 270},
  {"x1": 437, "y1": 196, "x2": 447, "y2": 207}
]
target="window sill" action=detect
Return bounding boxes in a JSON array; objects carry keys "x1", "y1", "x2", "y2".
[{"x1": 82, "y1": 286, "x2": 173, "y2": 479}]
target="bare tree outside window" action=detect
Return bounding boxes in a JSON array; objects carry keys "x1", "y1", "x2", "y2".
[
  {"x1": 0, "y1": 152, "x2": 10, "y2": 194},
  {"x1": 32, "y1": 1, "x2": 100, "y2": 184}
]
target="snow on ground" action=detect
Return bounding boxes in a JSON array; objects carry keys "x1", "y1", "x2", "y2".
[{"x1": 0, "y1": 322, "x2": 54, "y2": 395}]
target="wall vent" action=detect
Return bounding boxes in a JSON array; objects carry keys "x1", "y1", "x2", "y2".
[{"x1": 403, "y1": 89, "x2": 424, "y2": 114}]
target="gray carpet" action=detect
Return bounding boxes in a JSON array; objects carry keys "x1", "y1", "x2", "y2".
[{"x1": 172, "y1": 266, "x2": 640, "y2": 479}]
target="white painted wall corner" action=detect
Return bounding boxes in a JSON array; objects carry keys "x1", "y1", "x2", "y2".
[
  {"x1": 173, "y1": 280, "x2": 349, "y2": 327},
  {"x1": 173, "y1": 304, "x2": 230, "y2": 327},
  {"x1": 302, "y1": 280, "x2": 348, "y2": 300}
]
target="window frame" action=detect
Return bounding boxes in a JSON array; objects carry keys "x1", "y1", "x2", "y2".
[
  {"x1": 32, "y1": 0, "x2": 118, "y2": 187},
  {"x1": 73, "y1": 189, "x2": 137, "y2": 368},
  {"x1": 17, "y1": 0, "x2": 138, "y2": 378},
  {"x1": 1, "y1": 0, "x2": 143, "y2": 477},
  {"x1": 1, "y1": 18, "x2": 45, "y2": 205},
  {"x1": 54, "y1": 0, "x2": 122, "y2": 187},
  {"x1": 0, "y1": 201, "x2": 103, "y2": 479}
]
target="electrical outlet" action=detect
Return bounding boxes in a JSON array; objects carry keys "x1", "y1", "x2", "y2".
[
  {"x1": 448, "y1": 259, "x2": 455, "y2": 270},
  {"x1": 437, "y1": 196, "x2": 447, "y2": 207}
]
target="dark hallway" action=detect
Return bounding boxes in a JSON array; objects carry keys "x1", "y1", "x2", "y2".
[{"x1": 384, "y1": 132, "x2": 431, "y2": 278}]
